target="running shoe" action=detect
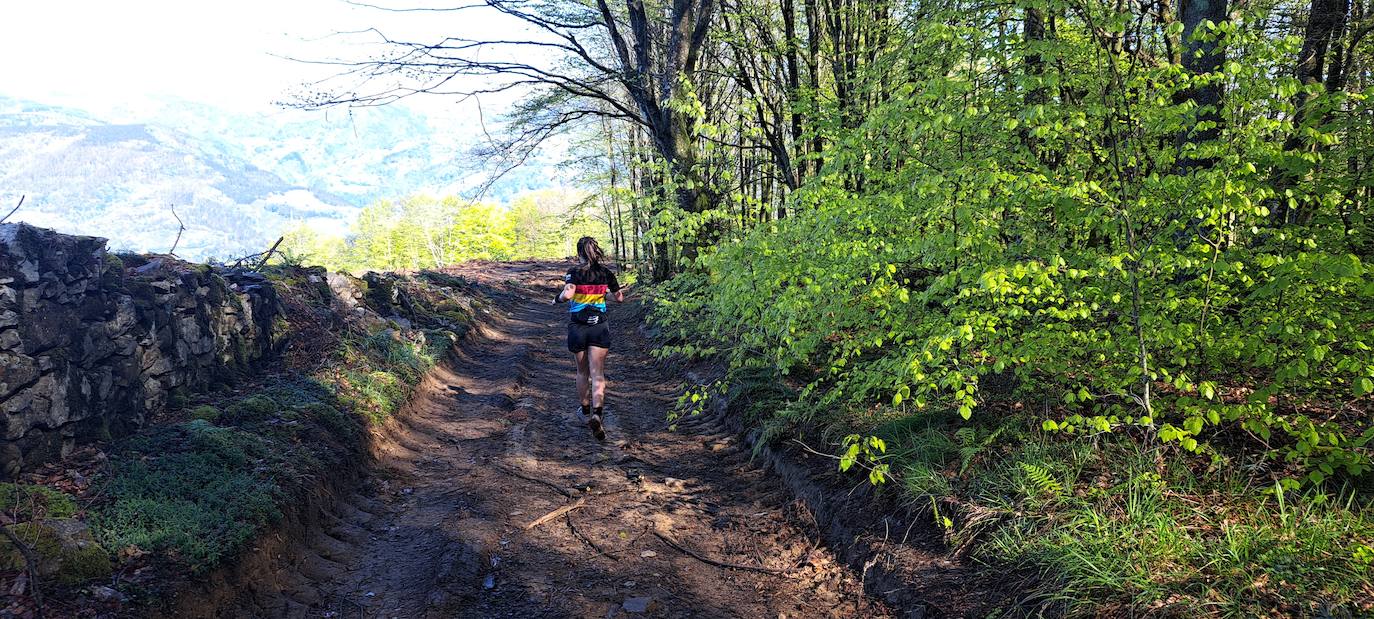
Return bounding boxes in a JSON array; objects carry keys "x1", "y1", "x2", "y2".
[{"x1": 587, "y1": 413, "x2": 606, "y2": 441}]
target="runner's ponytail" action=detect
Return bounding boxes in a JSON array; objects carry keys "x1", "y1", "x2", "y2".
[{"x1": 576, "y1": 236, "x2": 604, "y2": 277}]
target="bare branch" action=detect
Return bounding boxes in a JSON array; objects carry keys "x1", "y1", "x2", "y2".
[
  {"x1": 343, "y1": 0, "x2": 485, "y2": 11},
  {"x1": 0, "y1": 195, "x2": 24, "y2": 224},
  {"x1": 0, "y1": 523, "x2": 45, "y2": 618},
  {"x1": 167, "y1": 205, "x2": 186, "y2": 256}
]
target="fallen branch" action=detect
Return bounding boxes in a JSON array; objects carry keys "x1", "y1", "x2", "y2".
[
  {"x1": 229, "y1": 236, "x2": 286, "y2": 271},
  {"x1": 652, "y1": 529, "x2": 788, "y2": 575},
  {"x1": 492, "y1": 463, "x2": 573, "y2": 498},
  {"x1": 0, "y1": 522, "x2": 44, "y2": 618},
  {"x1": 525, "y1": 497, "x2": 586, "y2": 530},
  {"x1": 254, "y1": 236, "x2": 285, "y2": 270},
  {"x1": 566, "y1": 512, "x2": 620, "y2": 560},
  {"x1": 0, "y1": 195, "x2": 24, "y2": 224}
]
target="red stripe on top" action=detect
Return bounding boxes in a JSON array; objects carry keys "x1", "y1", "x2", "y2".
[{"x1": 574, "y1": 284, "x2": 609, "y2": 294}]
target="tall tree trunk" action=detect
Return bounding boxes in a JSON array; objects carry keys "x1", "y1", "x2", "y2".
[
  {"x1": 1176, "y1": 0, "x2": 1229, "y2": 173},
  {"x1": 1022, "y1": 4, "x2": 1048, "y2": 159},
  {"x1": 783, "y1": 0, "x2": 805, "y2": 190},
  {"x1": 1275, "y1": 0, "x2": 1351, "y2": 224}
]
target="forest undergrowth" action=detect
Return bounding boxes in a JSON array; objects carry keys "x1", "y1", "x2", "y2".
[{"x1": 639, "y1": 3, "x2": 1374, "y2": 613}]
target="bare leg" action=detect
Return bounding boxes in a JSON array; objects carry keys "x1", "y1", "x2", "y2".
[
  {"x1": 587, "y1": 346, "x2": 609, "y2": 409},
  {"x1": 574, "y1": 352, "x2": 590, "y2": 407}
]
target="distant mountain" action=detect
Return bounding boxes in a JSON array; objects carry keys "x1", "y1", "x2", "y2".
[
  {"x1": 0, "y1": 95, "x2": 572, "y2": 261},
  {"x1": 0, "y1": 96, "x2": 356, "y2": 261},
  {"x1": 135, "y1": 98, "x2": 471, "y2": 207}
]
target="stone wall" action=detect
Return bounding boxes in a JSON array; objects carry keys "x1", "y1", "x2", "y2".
[{"x1": 0, "y1": 224, "x2": 284, "y2": 477}]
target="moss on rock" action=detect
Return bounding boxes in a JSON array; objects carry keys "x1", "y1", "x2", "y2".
[
  {"x1": 0, "y1": 519, "x2": 112, "y2": 584},
  {"x1": 0, "y1": 483, "x2": 78, "y2": 520}
]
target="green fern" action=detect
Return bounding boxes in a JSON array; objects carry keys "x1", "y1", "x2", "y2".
[
  {"x1": 956, "y1": 427, "x2": 980, "y2": 474},
  {"x1": 1020, "y1": 462, "x2": 1063, "y2": 497},
  {"x1": 956, "y1": 426, "x2": 1007, "y2": 474}
]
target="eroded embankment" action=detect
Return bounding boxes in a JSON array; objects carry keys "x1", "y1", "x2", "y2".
[{"x1": 1, "y1": 223, "x2": 493, "y2": 618}]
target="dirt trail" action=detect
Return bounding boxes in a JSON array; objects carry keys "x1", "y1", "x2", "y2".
[{"x1": 239, "y1": 262, "x2": 894, "y2": 618}]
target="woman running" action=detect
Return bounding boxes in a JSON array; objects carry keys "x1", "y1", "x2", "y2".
[{"x1": 554, "y1": 236, "x2": 624, "y2": 440}]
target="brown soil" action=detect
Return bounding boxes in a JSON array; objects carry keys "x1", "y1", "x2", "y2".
[{"x1": 228, "y1": 262, "x2": 911, "y2": 618}]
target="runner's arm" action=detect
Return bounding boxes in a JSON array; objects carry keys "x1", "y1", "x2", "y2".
[{"x1": 555, "y1": 282, "x2": 575, "y2": 304}]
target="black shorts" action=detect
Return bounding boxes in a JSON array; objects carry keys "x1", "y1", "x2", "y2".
[{"x1": 567, "y1": 320, "x2": 611, "y2": 353}]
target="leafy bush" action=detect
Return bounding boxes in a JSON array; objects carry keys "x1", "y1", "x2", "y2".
[{"x1": 648, "y1": 5, "x2": 1374, "y2": 611}]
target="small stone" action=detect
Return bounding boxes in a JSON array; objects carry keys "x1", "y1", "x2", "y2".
[
  {"x1": 133, "y1": 259, "x2": 164, "y2": 275},
  {"x1": 622, "y1": 596, "x2": 656, "y2": 614},
  {"x1": 90, "y1": 585, "x2": 127, "y2": 603},
  {"x1": 482, "y1": 574, "x2": 496, "y2": 590},
  {"x1": 639, "y1": 550, "x2": 657, "y2": 558}
]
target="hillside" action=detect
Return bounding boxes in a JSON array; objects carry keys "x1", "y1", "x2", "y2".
[{"x1": 0, "y1": 96, "x2": 571, "y2": 261}]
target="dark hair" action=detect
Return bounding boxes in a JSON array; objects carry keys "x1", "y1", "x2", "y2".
[{"x1": 576, "y1": 236, "x2": 605, "y2": 277}]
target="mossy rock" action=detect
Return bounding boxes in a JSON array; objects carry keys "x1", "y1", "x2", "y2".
[
  {"x1": 188, "y1": 405, "x2": 221, "y2": 423},
  {"x1": 0, "y1": 519, "x2": 113, "y2": 584},
  {"x1": 0, "y1": 483, "x2": 78, "y2": 520},
  {"x1": 222, "y1": 395, "x2": 280, "y2": 424}
]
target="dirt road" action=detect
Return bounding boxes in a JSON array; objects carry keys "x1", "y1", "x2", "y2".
[{"x1": 241, "y1": 262, "x2": 893, "y2": 618}]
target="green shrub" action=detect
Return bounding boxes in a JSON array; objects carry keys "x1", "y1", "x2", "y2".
[
  {"x1": 259, "y1": 379, "x2": 332, "y2": 408},
  {"x1": 188, "y1": 404, "x2": 221, "y2": 423},
  {"x1": 166, "y1": 388, "x2": 190, "y2": 410}
]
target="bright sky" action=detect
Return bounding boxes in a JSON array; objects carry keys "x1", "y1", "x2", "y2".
[{"x1": 0, "y1": 0, "x2": 535, "y2": 118}]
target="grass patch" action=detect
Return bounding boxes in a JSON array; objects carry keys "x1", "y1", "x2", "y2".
[
  {"x1": 872, "y1": 411, "x2": 1374, "y2": 616},
  {"x1": 330, "y1": 328, "x2": 456, "y2": 424}
]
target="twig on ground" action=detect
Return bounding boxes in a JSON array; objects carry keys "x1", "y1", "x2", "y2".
[
  {"x1": 566, "y1": 512, "x2": 620, "y2": 560},
  {"x1": 168, "y1": 205, "x2": 185, "y2": 256},
  {"x1": 0, "y1": 522, "x2": 44, "y2": 618},
  {"x1": 652, "y1": 529, "x2": 788, "y2": 575},
  {"x1": 525, "y1": 497, "x2": 586, "y2": 530},
  {"x1": 0, "y1": 195, "x2": 24, "y2": 224},
  {"x1": 492, "y1": 463, "x2": 574, "y2": 498}
]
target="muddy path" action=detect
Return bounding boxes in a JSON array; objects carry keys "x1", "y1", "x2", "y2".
[{"x1": 235, "y1": 262, "x2": 897, "y2": 618}]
